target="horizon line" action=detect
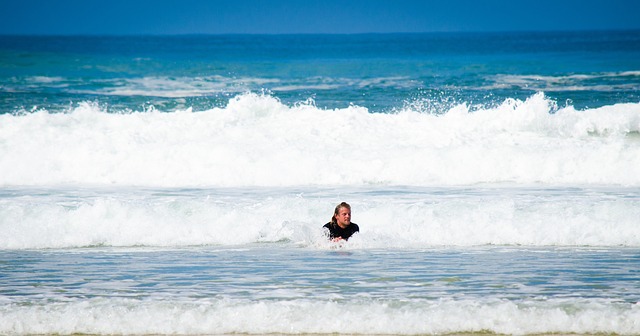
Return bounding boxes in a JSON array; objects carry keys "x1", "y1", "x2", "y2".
[{"x1": 1, "y1": 28, "x2": 639, "y2": 38}]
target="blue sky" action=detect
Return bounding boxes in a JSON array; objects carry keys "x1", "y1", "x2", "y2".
[{"x1": 1, "y1": 0, "x2": 639, "y2": 35}]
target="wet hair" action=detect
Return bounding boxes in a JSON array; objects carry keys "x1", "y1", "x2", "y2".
[{"x1": 330, "y1": 202, "x2": 351, "y2": 225}]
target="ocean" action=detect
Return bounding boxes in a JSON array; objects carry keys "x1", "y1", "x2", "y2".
[{"x1": 1, "y1": 31, "x2": 640, "y2": 335}]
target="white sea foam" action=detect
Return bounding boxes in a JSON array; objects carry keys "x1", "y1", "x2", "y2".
[
  {"x1": 0, "y1": 92, "x2": 638, "y2": 187},
  {"x1": 487, "y1": 72, "x2": 640, "y2": 91},
  {"x1": 27, "y1": 76, "x2": 66, "y2": 84},
  {"x1": 1, "y1": 186, "x2": 638, "y2": 249},
  {"x1": 1, "y1": 297, "x2": 638, "y2": 335},
  {"x1": 13, "y1": 75, "x2": 423, "y2": 97},
  {"x1": 97, "y1": 75, "x2": 418, "y2": 96},
  {"x1": 82, "y1": 76, "x2": 278, "y2": 97}
]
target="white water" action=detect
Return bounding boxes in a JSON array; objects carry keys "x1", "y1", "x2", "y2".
[
  {"x1": 488, "y1": 71, "x2": 640, "y2": 92},
  {"x1": 2, "y1": 297, "x2": 639, "y2": 335},
  {"x1": 1, "y1": 92, "x2": 639, "y2": 187},
  {"x1": 1, "y1": 186, "x2": 639, "y2": 249},
  {"x1": 6, "y1": 75, "x2": 419, "y2": 97}
]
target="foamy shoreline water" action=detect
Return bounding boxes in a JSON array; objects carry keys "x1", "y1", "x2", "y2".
[{"x1": 1, "y1": 246, "x2": 639, "y2": 335}]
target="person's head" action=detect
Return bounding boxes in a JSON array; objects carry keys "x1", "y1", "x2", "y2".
[{"x1": 332, "y1": 202, "x2": 351, "y2": 228}]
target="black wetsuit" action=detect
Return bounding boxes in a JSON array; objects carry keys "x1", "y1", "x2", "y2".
[{"x1": 323, "y1": 222, "x2": 360, "y2": 241}]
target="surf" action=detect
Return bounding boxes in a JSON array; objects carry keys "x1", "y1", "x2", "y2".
[
  {"x1": 0, "y1": 92, "x2": 639, "y2": 187},
  {"x1": 1, "y1": 186, "x2": 639, "y2": 249}
]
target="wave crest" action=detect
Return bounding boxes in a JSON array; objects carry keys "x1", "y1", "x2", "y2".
[{"x1": 0, "y1": 92, "x2": 639, "y2": 187}]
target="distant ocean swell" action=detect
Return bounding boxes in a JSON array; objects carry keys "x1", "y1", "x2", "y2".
[
  {"x1": 1, "y1": 92, "x2": 639, "y2": 187},
  {"x1": 1, "y1": 298, "x2": 639, "y2": 335},
  {"x1": 7, "y1": 71, "x2": 637, "y2": 97}
]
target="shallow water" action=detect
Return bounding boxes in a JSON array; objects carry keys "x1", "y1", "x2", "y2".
[
  {"x1": 1, "y1": 245, "x2": 639, "y2": 335},
  {"x1": 1, "y1": 185, "x2": 640, "y2": 334}
]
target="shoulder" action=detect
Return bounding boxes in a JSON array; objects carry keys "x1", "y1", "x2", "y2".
[
  {"x1": 323, "y1": 222, "x2": 332, "y2": 229},
  {"x1": 350, "y1": 223, "x2": 360, "y2": 231}
]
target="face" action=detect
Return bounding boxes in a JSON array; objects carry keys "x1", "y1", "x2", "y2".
[{"x1": 335, "y1": 207, "x2": 351, "y2": 228}]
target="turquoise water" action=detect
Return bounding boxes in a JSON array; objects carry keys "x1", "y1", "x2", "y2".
[
  {"x1": 1, "y1": 31, "x2": 640, "y2": 335},
  {"x1": 2, "y1": 31, "x2": 639, "y2": 113}
]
